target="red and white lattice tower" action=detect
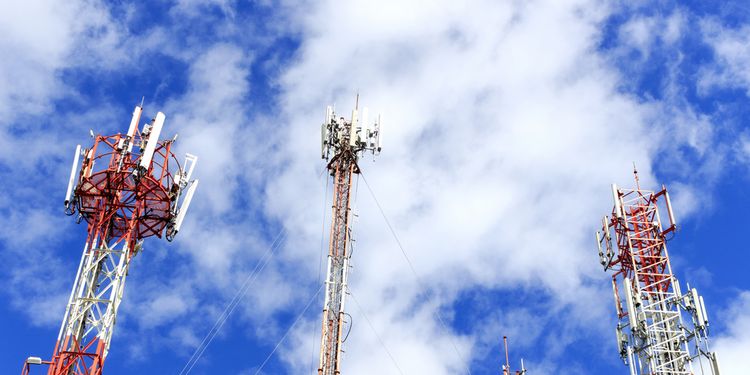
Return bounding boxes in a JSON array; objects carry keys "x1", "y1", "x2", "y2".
[
  {"x1": 317, "y1": 97, "x2": 381, "y2": 375},
  {"x1": 501, "y1": 336, "x2": 527, "y2": 375},
  {"x1": 21, "y1": 105, "x2": 199, "y2": 375},
  {"x1": 596, "y1": 168, "x2": 721, "y2": 375}
]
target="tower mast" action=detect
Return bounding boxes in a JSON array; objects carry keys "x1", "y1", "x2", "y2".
[
  {"x1": 317, "y1": 99, "x2": 382, "y2": 375},
  {"x1": 596, "y1": 168, "x2": 721, "y2": 375},
  {"x1": 21, "y1": 105, "x2": 199, "y2": 375},
  {"x1": 501, "y1": 336, "x2": 527, "y2": 375}
]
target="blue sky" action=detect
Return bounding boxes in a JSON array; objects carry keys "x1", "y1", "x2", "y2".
[{"x1": 2, "y1": 0, "x2": 750, "y2": 374}]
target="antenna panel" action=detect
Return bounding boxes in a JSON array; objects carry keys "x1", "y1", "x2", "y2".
[
  {"x1": 139, "y1": 112, "x2": 165, "y2": 171},
  {"x1": 125, "y1": 106, "x2": 142, "y2": 152},
  {"x1": 321, "y1": 123, "x2": 328, "y2": 159},
  {"x1": 376, "y1": 114, "x2": 382, "y2": 151},
  {"x1": 699, "y1": 294, "x2": 709, "y2": 327},
  {"x1": 690, "y1": 288, "x2": 704, "y2": 328},
  {"x1": 349, "y1": 108, "x2": 359, "y2": 147},
  {"x1": 183, "y1": 153, "x2": 198, "y2": 185},
  {"x1": 65, "y1": 145, "x2": 82, "y2": 206},
  {"x1": 665, "y1": 190, "x2": 677, "y2": 228},
  {"x1": 326, "y1": 105, "x2": 333, "y2": 125},
  {"x1": 711, "y1": 352, "x2": 722, "y2": 375},
  {"x1": 612, "y1": 184, "x2": 623, "y2": 219},
  {"x1": 624, "y1": 278, "x2": 637, "y2": 329},
  {"x1": 361, "y1": 107, "x2": 369, "y2": 146},
  {"x1": 173, "y1": 179, "x2": 199, "y2": 234}
]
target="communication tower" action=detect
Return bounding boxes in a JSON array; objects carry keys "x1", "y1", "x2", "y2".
[
  {"x1": 595, "y1": 168, "x2": 720, "y2": 375},
  {"x1": 317, "y1": 97, "x2": 381, "y2": 375},
  {"x1": 21, "y1": 105, "x2": 199, "y2": 375},
  {"x1": 501, "y1": 336, "x2": 527, "y2": 375}
]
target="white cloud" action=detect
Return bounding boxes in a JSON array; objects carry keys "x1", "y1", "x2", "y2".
[
  {"x1": 699, "y1": 20, "x2": 750, "y2": 96},
  {"x1": 0, "y1": 0, "x2": 125, "y2": 122},
  {"x1": 258, "y1": 0, "x2": 706, "y2": 373},
  {"x1": 0, "y1": 1, "x2": 736, "y2": 374},
  {"x1": 0, "y1": 0, "x2": 135, "y2": 328},
  {"x1": 713, "y1": 291, "x2": 750, "y2": 373},
  {"x1": 615, "y1": 9, "x2": 684, "y2": 60},
  {"x1": 619, "y1": 16, "x2": 658, "y2": 57},
  {"x1": 739, "y1": 130, "x2": 750, "y2": 164}
]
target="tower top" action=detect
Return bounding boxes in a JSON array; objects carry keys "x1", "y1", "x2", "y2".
[{"x1": 321, "y1": 97, "x2": 382, "y2": 162}]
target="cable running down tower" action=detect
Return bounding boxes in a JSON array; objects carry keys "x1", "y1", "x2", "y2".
[
  {"x1": 595, "y1": 168, "x2": 720, "y2": 375},
  {"x1": 21, "y1": 105, "x2": 199, "y2": 375},
  {"x1": 317, "y1": 97, "x2": 382, "y2": 375}
]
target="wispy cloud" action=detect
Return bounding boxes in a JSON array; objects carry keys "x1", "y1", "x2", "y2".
[
  {"x1": 713, "y1": 291, "x2": 750, "y2": 373},
  {"x1": 1, "y1": 1, "x2": 747, "y2": 374}
]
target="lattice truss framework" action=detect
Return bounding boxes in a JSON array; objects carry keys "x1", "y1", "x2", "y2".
[
  {"x1": 596, "y1": 171, "x2": 720, "y2": 375},
  {"x1": 21, "y1": 106, "x2": 199, "y2": 375},
  {"x1": 318, "y1": 100, "x2": 381, "y2": 375}
]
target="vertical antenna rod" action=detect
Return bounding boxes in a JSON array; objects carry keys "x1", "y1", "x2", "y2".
[
  {"x1": 501, "y1": 336, "x2": 527, "y2": 375},
  {"x1": 21, "y1": 103, "x2": 199, "y2": 375},
  {"x1": 595, "y1": 170, "x2": 720, "y2": 375},
  {"x1": 317, "y1": 98, "x2": 382, "y2": 375}
]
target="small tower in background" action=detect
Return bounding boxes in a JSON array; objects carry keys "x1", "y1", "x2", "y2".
[{"x1": 502, "y1": 336, "x2": 527, "y2": 375}]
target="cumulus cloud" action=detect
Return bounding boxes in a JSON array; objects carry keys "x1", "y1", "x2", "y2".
[
  {"x1": 713, "y1": 291, "x2": 750, "y2": 373},
  {"x1": 0, "y1": 1, "x2": 740, "y2": 374},
  {"x1": 0, "y1": 0, "x2": 132, "y2": 327},
  {"x1": 699, "y1": 20, "x2": 750, "y2": 96},
  {"x1": 255, "y1": 0, "x2": 711, "y2": 373}
]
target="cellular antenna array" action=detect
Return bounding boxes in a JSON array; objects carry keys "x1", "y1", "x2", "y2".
[
  {"x1": 22, "y1": 105, "x2": 199, "y2": 375},
  {"x1": 317, "y1": 98, "x2": 382, "y2": 375},
  {"x1": 596, "y1": 169, "x2": 720, "y2": 375}
]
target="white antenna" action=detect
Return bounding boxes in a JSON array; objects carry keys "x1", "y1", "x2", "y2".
[
  {"x1": 325, "y1": 105, "x2": 334, "y2": 125},
  {"x1": 665, "y1": 189, "x2": 677, "y2": 227},
  {"x1": 322, "y1": 106, "x2": 332, "y2": 159},
  {"x1": 321, "y1": 98, "x2": 381, "y2": 160},
  {"x1": 139, "y1": 112, "x2": 165, "y2": 172},
  {"x1": 321, "y1": 123, "x2": 328, "y2": 159},
  {"x1": 64, "y1": 145, "x2": 82, "y2": 207},
  {"x1": 182, "y1": 153, "x2": 198, "y2": 185},
  {"x1": 700, "y1": 294, "x2": 709, "y2": 327},
  {"x1": 691, "y1": 288, "x2": 703, "y2": 326},
  {"x1": 616, "y1": 326, "x2": 625, "y2": 355},
  {"x1": 377, "y1": 114, "x2": 382, "y2": 151},
  {"x1": 611, "y1": 184, "x2": 623, "y2": 219},
  {"x1": 349, "y1": 107, "x2": 359, "y2": 147},
  {"x1": 624, "y1": 278, "x2": 638, "y2": 330},
  {"x1": 711, "y1": 352, "x2": 722, "y2": 375},
  {"x1": 602, "y1": 216, "x2": 612, "y2": 243},
  {"x1": 173, "y1": 179, "x2": 199, "y2": 234},
  {"x1": 125, "y1": 105, "x2": 142, "y2": 152},
  {"x1": 361, "y1": 107, "x2": 369, "y2": 146}
]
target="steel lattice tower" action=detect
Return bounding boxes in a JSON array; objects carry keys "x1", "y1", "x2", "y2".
[
  {"x1": 317, "y1": 98, "x2": 381, "y2": 375},
  {"x1": 21, "y1": 105, "x2": 199, "y2": 375},
  {"x1": 596, "y1": 168, "x2": 720, "y2": 375}
]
